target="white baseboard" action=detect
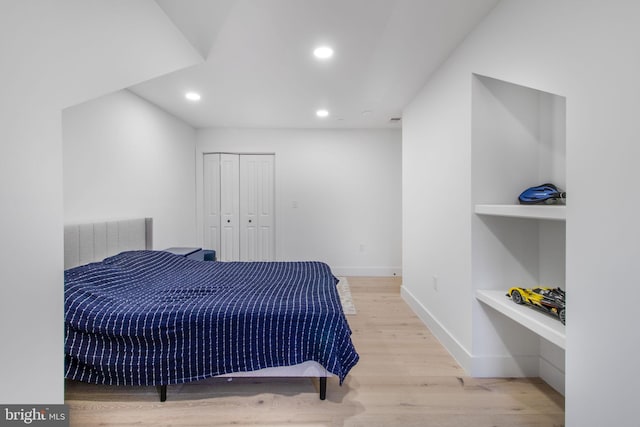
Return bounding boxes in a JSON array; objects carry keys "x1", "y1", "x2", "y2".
[
  {"x1": 471, "y1": 354, "x2": 539, "y2": 377},
  {"x1": 400, "y1": 285, "x2": 473, "y2": 373},
  {"x1": 401, "y1": 285, "x2": 549, "y2": 380},
  {"x1": 540, "y1": 356, "x2": 565, "y2": 396},
  {"x1": 331, "y1": 266, "x2": 402, "y2": 277}
]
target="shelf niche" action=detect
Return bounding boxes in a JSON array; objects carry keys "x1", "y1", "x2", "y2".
[{"x1": 471, "y1": 74, "x2": 566, "y2": 395}]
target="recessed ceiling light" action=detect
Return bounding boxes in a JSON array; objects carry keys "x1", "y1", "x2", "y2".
[
  {"x1": 316, "y1": 109, "x2": 329, "y2": 118},
  {"x1": 185, "y1": 92, "x2": 201, "y2": 101},
  {"x1": 313, "y1": 46, "x2": 334, "y2": 59}
]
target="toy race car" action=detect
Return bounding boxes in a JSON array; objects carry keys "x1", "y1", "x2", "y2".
[{"x1": 506, "y1": 286, "x2": 566, "y2": 325}]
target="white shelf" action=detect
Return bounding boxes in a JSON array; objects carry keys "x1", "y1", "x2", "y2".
[
  {"x1": 476, "y1": 289, "x2": 566, "y2": 349},
  {"x1": 475, "y1": 204, "x2": 566, "y2": 221}
]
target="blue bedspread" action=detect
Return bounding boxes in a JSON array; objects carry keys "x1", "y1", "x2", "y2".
[{"x1": 64, "y1": 251, "x2": 359, "y2": 386}]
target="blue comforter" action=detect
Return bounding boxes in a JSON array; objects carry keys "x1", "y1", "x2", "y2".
[{"x1": 64, "y1": 251, "x2": 358, "y2": 386}]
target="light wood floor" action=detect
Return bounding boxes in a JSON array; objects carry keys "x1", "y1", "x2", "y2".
[{"x1": 65, "y1": 277, "x2": 565, "y2": 426}]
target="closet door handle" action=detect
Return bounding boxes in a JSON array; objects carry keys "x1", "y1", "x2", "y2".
[
  {"x1": 248, "y1": 219, "x2": 252, "y2": 223},
  {"x1": 227, "y1": 219, "x2": 231, "y2": 223}
]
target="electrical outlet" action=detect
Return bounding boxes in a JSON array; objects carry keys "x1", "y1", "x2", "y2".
[{"x1": 432, "y1": 275, "x2": 438, "y2": 291}]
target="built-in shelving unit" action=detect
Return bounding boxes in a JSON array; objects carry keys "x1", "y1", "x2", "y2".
[
  {"x1": 474, "y1": 204, "x2": 566, "y2": 221},
  {"x1": 471, "y1": 74, "x2": 566, "y2": 394},
  {"x1": 475, "y1": 289, "x2": 565, "y2": 349}
]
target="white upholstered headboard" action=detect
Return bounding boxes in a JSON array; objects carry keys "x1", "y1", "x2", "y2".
[{"x1": 64, "y1": 218, "x2": 153, "y2": 269}]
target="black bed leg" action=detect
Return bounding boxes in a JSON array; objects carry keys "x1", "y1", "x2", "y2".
[
  {"x1": 159, "y1": 384, "x2": 167, "y2": 402},
  {"x1": 319, "y1": 377, "x2": 327, "y2": 400}
]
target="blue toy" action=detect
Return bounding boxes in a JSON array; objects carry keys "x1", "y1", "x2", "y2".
[{"x1": 518, "y1": 183, "x2": 566, "y2": 204}]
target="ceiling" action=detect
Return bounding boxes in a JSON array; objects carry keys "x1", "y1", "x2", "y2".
[{"x1": 128, "y1": 0, "x2": 498, "y2": 129}]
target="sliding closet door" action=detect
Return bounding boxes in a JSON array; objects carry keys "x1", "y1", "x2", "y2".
[{"x1": 240, "y1": 155, "x2": 275, "y2": 261}]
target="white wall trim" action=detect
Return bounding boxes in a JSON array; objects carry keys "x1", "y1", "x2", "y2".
[
  {"x1": 401, "y1": 285, "x2": 472, "y2": 373},
  {"x1": 402, "y1": 285, "x2": 555, "y2": 381},
  {"x1": 470, "y1": 354, "x2": 539, "y2": 378},
  {"x1": 331, "y1": 266, "x2": 402, "y2": 277},
  {"x1": 540, "y1": 356, "x2": 565, "y2": 396}
]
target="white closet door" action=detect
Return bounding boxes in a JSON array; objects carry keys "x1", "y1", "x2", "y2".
[
  {"x1": 240, "y1": 155, "x2": 275, "y2": 261},
  {"x1": 203, "y1": 153, "x2": 274, "y2": 262},
  {"x1": 203, "y1": 154, "x2": 221, "y2": 254},
  {"x1": 219, "y1": 154, "x2": 240, "y2": 261}
]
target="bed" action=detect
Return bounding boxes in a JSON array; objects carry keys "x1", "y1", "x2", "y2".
[{"x1": 63, "y1": 218, "x2": 358, "y2": 401}]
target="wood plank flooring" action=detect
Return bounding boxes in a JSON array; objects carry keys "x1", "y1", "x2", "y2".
[{"x1": 65, "y1": 277, "x2": 565, "y2": 426}]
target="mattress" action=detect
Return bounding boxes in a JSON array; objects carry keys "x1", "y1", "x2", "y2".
[{"x1": 64, "y1": 250, "x2": 359, "y2": 386}]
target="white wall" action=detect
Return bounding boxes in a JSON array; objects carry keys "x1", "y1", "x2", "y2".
[
  {"x1": 63, "y1": 90, "x2": 197, "y2": 249},
  {"x1": 402, "y1": 1, "x2": 640, "y2": 426},
  {"x1": 0, "y1": 0, "x2": 201, "y2": 404},
  {"x1": 197, "y1": 128, "x2": 402, "y2": 276}
]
